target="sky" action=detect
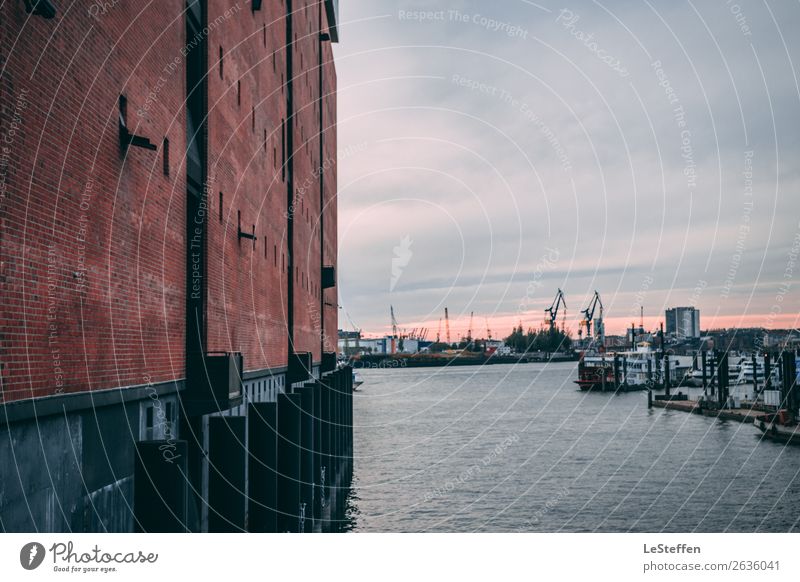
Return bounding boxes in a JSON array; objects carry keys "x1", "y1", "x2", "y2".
[{"x1": 331, "y1": 0, "x2": 800, "y2": 339}]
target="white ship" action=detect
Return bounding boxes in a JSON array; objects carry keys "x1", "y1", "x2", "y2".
[{"x1": 578, "y1": 343, "x2": 694, "y2": 389}]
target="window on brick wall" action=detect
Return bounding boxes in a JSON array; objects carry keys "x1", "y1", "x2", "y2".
[
  {"x1": 162, "y1": 138, "x2": 170, "y2": 176},
  {"x1": 281, "y1": 119, "x2": 286, "y2": 181},
  {"x1": 219, "y1": 46, "x2": 224, "y2": 79},
  {"x1": 219, "y1": 192, "x2": 223, "y2": 223},
  {"x1": 237, "y1": 80, "x2": 241, "y2": 106}
]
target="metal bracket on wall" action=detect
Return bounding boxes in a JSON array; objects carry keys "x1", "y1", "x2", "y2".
[
  {"x1": 238, "y1": 225, "x2": 257, "y2": 243},
  {"x1": 118, "y1": 96, "x2": 157, "y2": 151},
  {"x1": 120, "y1": 127, "x2": 158, "y2": 151}
]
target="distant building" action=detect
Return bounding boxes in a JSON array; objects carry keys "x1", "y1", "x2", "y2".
[{"x1": 665, "y1": 307, "x2": 701, "y2": 339}]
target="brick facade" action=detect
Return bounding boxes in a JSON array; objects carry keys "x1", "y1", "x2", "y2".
[
  {"x1": 0, "y1": 0, "x2": 341, "y2": 533},
  {"x1": 0, "y1": 0, "x2": 338, "y2": 403}
]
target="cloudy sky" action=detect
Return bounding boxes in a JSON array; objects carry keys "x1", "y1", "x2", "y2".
[{"x1": 331, "y1": 0, "x2": 800, "y2": 339}]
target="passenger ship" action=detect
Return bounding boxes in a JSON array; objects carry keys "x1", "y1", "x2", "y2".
[{"x1": 575, "y1": 343, "x2": 694, "y2": 391}]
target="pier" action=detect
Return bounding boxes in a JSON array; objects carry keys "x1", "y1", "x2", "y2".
[{"x1": 647, "y1": 351, "x2": 800, "y2": 444}]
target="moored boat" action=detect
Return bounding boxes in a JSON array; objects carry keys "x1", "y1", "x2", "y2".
[
  {"x1": 754, "y1": 412, "x2": 800, "y2": 445},
  {"x1": 574, "y1": 358, "x2": 615, "y2": 391}
]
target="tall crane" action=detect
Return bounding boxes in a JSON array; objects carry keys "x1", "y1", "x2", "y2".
[
  {"x1": 436, "y1": 318, "x2": 442, "y2": 343},
  {"x1": 445, "y1": 307, "x2": 452, "y2": 345},
  {"x1": 486, "y1": 317, "x2": 492, "y2": 341},
  {"x1": 580, "y1": 290, "x2": 603, "y2": 339},
  {"x1": 467, "y1": 311, "x2": 474, "y2": 346},
  {"x1": 390, "y1": 305, "x2": 398, "y2": 354},
  {"x1": 342, "y1": 307, "x2": 362, "y2": 352},
  {"x1": 544, "y1": 288, "x2": 567, "y2": 332}
]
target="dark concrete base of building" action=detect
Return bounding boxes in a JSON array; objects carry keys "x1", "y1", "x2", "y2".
[{"x1": 0, "y1": 366, "x2": 353, "y2": 533}]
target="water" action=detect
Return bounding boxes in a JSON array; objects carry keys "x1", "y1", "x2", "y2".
[{"x1": 345, "y1": 362, "x2": 800, "y2": 532}]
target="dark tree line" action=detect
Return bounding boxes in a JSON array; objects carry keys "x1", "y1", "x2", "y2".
[{"x1": 504, "y1": 325, "x2": 572, "y2": 353}]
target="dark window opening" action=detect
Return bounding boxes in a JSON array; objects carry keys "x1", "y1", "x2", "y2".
[
  {"x1": 252, "y1": 107, "x2": 255, "y2": 132},
  {"x1": 237, "y1": 80, "x2": 241, "y2": 106},
  {"x1": 219, "y1": 46, "x2": 223, "y2": 79},
  {"x1": 146, "y1": 406, "x2": 154, "y2": 429},
  {"x1": 162, "y1": 138, "x2": 170, "y2": 176},
  {"x1": 119, "y1": 95, "x2": 128, "y2": 128},
  {"x1": 281, "y1": 119, "x2": 286, "y2": 181},
  {"x1": 219, "y1": 192, "x2": 223, "y2": 223}
]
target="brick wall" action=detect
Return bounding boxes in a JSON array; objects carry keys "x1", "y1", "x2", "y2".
[
  {"x1": 321, "y1": 39, "x2": 338, "y2": 353},
  {"x1": 1, "y1": 0, "x2": 339, "y2": 401},
  {"x1": 0, "y1": 1, "x2": 186, "y2": 401},
  {"x1": 205, "y1": 1, "x2": 290, "y2": 371}
]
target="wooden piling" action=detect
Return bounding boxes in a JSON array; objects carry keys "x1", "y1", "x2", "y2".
[
  {"x1": 247, "y1": 402, "x2": 278, "y2": 532},
  {"x1": 208, "y1": 416, "x2": 246, "y2": 532},
  {"x1": 277, "y1": 393, "x2": 302, "y2": 532},
  {"x1": 701, "y1": 350, "x2": 707, "y2": 390}
]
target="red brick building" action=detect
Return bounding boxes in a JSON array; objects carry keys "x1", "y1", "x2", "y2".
[{"x1": 0, "y1": 0, "x2": 346, "y2": 532}]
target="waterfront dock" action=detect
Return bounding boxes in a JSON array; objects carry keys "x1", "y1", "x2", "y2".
[{"x1": 651, "y1": 398, "x2": 765, "y2": 424}]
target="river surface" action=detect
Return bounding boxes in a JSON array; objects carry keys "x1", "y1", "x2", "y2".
[{"x1": 343, "y1": 362, "x2": 800, "y2": 532}]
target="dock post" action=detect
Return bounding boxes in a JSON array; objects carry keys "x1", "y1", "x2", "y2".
[
  {"x1": 752, "y1": 354, "x2": 759, "y2": 395},
  {"x1": 791, "y1": 352, "x2": 799, "y2": 416},
  {"x1": 613, "y1": 355, "x2": 620, "y2": 391},
  {"x1": 208, "y1": 416, "x2": 247, "y2": 532},
  {"x1": 701, "y1": 350, "x2": 708, "y2": 391},
  {"x1": 782, "y1": 352, "x2": 798, "y2": 415},
  {"x1": 623, "y1": 356, "x2": 628, "y2": 389},
  {"x1": 295, "y1": 384, "x2": 316, "y2": 532},
  {"x1": 647, "y1": 388, "x2": 652, "y2": 409},
  {"x1": 664, "y1": 354, "x2": 671, "y2": 397},
  {"x1": 277, "y1": 393, "x2": 302, "y2": 532},
  {"x1": 318, "y1": 375, "x2": 331, "y2": 522},
  {"x1": 311, "y1": 380, "x2": 322, "y2": 522},
  {"x1": 717, "y1": 350, "x2": 729, "y2": 407},
  {"x1": 247, "y1": 402, "x2": 278, "y2": 532},
  {"x1": 764, "y1": 353, "x2": 772, "y2": 392},
  {"x1": 709, "y1": 352, "x2": 716, "y2": 396},
  {"x1": 133, "y1": 440, "x2": 189, "y2": 532},
  {"x1": 345, "y1": 366, "x2": 354, "y2": 486}
]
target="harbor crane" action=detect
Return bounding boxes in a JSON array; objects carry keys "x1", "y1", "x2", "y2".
[
  {"x1": 486, "y1": 317, "x2": 492, "y2": 341},
  {"x1": 341, "y1": 307, "x2": 362, "y2": 353},
  {"x1": 544, "y1": 288, "x2": 567, "y2": 332},
  {"x1": 436, "y1": 318, "x2": 442, "y2": 343},
  {"x1": 390, "y1": 305, "x2": 398, "y2": 354},
  {"x1": 445, "y1": 307, "x2": 452, "y2": 345},
  {"x1": 579, "y1": 290, "x2": 603, "y2": 339},
  {"x1": 467, "y1": 311, "x2": 474, "y2": 346}
]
